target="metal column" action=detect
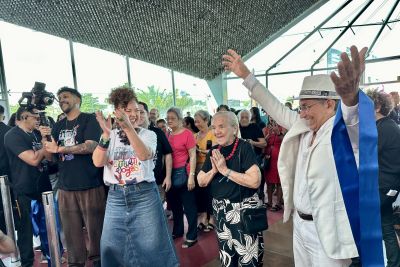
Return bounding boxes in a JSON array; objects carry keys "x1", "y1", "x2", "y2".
[
  {"x1": 0, "y1": 40, "x2": 11, "y2": 119},
  {"x1": 126, "y1": 56, "x2": 132, "y2": 88},
  {"x1": 171, "y1": 70, "x2": 176, "y2": 106},
  {"x1": 42, "y1": 191, "x2": 61, "y2": 267},
  {"x1": 0, "y1": 175, "x2": 20, "y2": 264},
  {"x1": 69, "y1": 40, "x2": 78, "y2": 90}
]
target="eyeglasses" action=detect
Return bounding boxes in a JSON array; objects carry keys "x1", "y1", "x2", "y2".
[{"x1": 298, "y1": 102, "x2": 322, "y2": 113}]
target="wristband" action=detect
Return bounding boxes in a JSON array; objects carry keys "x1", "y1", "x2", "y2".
[
  {"x1": 225, "y1": 169, "x2": 232, "y2": 178},
  {"x1": 96, "y1": 145, "x2": 107, "y2": 151},
  {"x1": 99, "y1": 136, "x2": 110, "y2": 149},
  {"x1": 189, "y1": 172, "x2": 195, "y2": 176}
]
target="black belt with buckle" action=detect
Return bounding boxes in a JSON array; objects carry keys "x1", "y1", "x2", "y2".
[{"x1": 297, "y1": 211, "x2": 313, "y2": 221}]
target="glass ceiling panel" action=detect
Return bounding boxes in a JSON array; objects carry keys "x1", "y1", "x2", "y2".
[{"x1": 230, "y1": 0, "x2": 400, "y2": 80}]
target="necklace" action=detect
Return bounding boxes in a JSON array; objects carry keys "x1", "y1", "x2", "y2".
[
  {"x1": 65, "y1": 114, "x2": 80, "y2": 130},
  {"x1": 217, "y1": 138, "x2": 239, "y2": 161},
  {"x1": 19, "y1": 126, "x2": 39, "y2": 143}
]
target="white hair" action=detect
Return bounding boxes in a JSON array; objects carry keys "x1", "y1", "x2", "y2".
[
  {"x1": 238, "y1": 109, "x2": 251, "y2": 120},
  {"x1": 212, "y1": 111, "x2": 241, "y2": 137}
]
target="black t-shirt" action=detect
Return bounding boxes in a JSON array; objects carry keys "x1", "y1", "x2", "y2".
[
  {"x1": 388, "y1": 106, "x2": 400, "y2": 125},
  {"x1": 4, "y1": 127, "x2": 51, "y2": 198},
  {"x1": 256, "y1": 121, "x2": 266, "y2": 130},
  {"x1": 0, "y1": 122, "x2": 11, "y2": 176},
  {"x1": 239, "y1": 123, "x2": 264, "y2": 155},
  {"x1": 52, "y1": 113, "x2": 102, "y2": 191},
  {"x1": 377, "y1": 117, "x2": 400, "y2": 191},
  {"x1": 149, "y1": 125, "x2": 173, "y2": 185},
  {"x1": 202, "y1": 139, "x2": 258, "y2": 202}
]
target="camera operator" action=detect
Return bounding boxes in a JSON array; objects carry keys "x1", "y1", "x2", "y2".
[
  {"x1": 4, "y1": 106, "x2": 52, "y2": 267},
  {"x1": 43, "y1": 87, "x2": 105, "y2": 267}
]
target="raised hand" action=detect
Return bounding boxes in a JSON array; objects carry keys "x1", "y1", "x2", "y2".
[
  {"x1": 95, "y1": 111, "x2": 112, "y2": 138},
  {"x1": 114, "y1": 109, "x2": 133, "y2": 131},
  {"x1": 211, "y1": 149, "x2": 228, "y2": 174},
  {"x1": 330, "y1": 45, "x2": 368, "y2": 106},
  {"x1": 222, "y1": 49, "x2": 251, "y2": 79},
  {"x1": 210, "y1": 154, "x2": 218, "y2": 175}
]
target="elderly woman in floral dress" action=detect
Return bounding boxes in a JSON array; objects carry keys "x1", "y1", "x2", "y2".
[{"x1": 198, "y1": 111, "x2": 263, "y2": 267}]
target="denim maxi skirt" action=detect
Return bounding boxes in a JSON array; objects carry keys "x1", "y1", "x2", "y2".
[{"x1": 100, "y1": 181, "x2": 179, "y2": 267}]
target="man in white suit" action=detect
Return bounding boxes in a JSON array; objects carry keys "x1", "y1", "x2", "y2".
[{"x1": 222, "y1": 46, "x2": 367, "y2": 267}]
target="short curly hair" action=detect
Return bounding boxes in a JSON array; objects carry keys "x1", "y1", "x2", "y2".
[
  {"x1": 108, "y1": 87, "x2": 138, "y2": 109},
  {"x1": 366, "y1": 89, "x2": 393, "y2": 116}
]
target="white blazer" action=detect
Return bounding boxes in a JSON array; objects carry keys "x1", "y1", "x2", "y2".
[{"x1": 243, "y1": 74, "x2": 358, "y2": 259}]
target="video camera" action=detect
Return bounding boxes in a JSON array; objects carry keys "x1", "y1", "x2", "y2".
[
  {"x1": 18, "y1": 82, "x2": 55, "y2": 111},
  {"x1": 18, "y1": 82, "x2": 55, "y2": 140}
]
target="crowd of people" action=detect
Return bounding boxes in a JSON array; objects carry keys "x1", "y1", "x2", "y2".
[{"x1": 0, "y1": 43, "x2": 398, "y2": 267}]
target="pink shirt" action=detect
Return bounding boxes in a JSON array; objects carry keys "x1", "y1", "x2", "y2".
[{"x1": 168, "y1": 128, "x2": 196, "y2": 169}]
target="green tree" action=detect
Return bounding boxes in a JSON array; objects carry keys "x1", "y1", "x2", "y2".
[
  {"x1": 242, "y1": 100, "x2": 251, "y2": 108},
  {"x1": 133, "y1": 85, "x2": 194, "y2": 116},
  {"x1": 80, "y1": 93, "x2": 108, "y2": 113}
]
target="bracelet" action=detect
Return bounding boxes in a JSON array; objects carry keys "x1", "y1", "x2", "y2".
[
  {"x1": 225, "y1": 169, "x2": 232, "y2": 178},
  {"x1": 189, "y1": 172, "x2": 195, "y2": 176},
  {"x1": 96, "y1": 145, "x2": 107, "y2": 151},
  {"x1": 99, "y1": 136, "x2": 110, "y2": 149}
]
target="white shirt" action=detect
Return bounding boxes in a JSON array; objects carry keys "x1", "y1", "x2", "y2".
[
  {"x1": 103, "y1": 127, "x2": 157, "y2": 185},
  {"x1": 293, "y1": 104, "x2": 359, "y2": 214}
]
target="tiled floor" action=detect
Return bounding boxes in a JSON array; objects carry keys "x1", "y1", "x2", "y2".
[{"x1": 1, "y1": 208, "x2": 294, "y2": 267}]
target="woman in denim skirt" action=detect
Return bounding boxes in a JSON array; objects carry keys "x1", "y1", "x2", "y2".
[{"x1": 92, "y1": 87, "x2": 179, "y2": 267}]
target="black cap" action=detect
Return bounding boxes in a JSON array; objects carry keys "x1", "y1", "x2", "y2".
[{"x1": 57, "y1": 87, "x2": 82, "y2": 100}]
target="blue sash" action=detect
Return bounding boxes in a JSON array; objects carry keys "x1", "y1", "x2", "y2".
[{"x1": 332, "y1": 91, "x2": 383, "y2": 266}]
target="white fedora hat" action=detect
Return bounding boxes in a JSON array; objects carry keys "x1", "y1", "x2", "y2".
[{"x1": 297, "y1": 74, "x2": 340, "y2": 100}]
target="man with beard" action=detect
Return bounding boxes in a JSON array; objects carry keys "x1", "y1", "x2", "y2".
[
  {"x1": 138, "y1": 101, "x2": 172, "y2": 201},
  {"x1": 149, "y1": 108, "x2": 160, "y2": 127},
  {"x1": 4, "y1": 106, "x2": 52, "y2": 267},
  {"x1": 43, "y1": 87, "x2": 105, "y2": 267}
]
